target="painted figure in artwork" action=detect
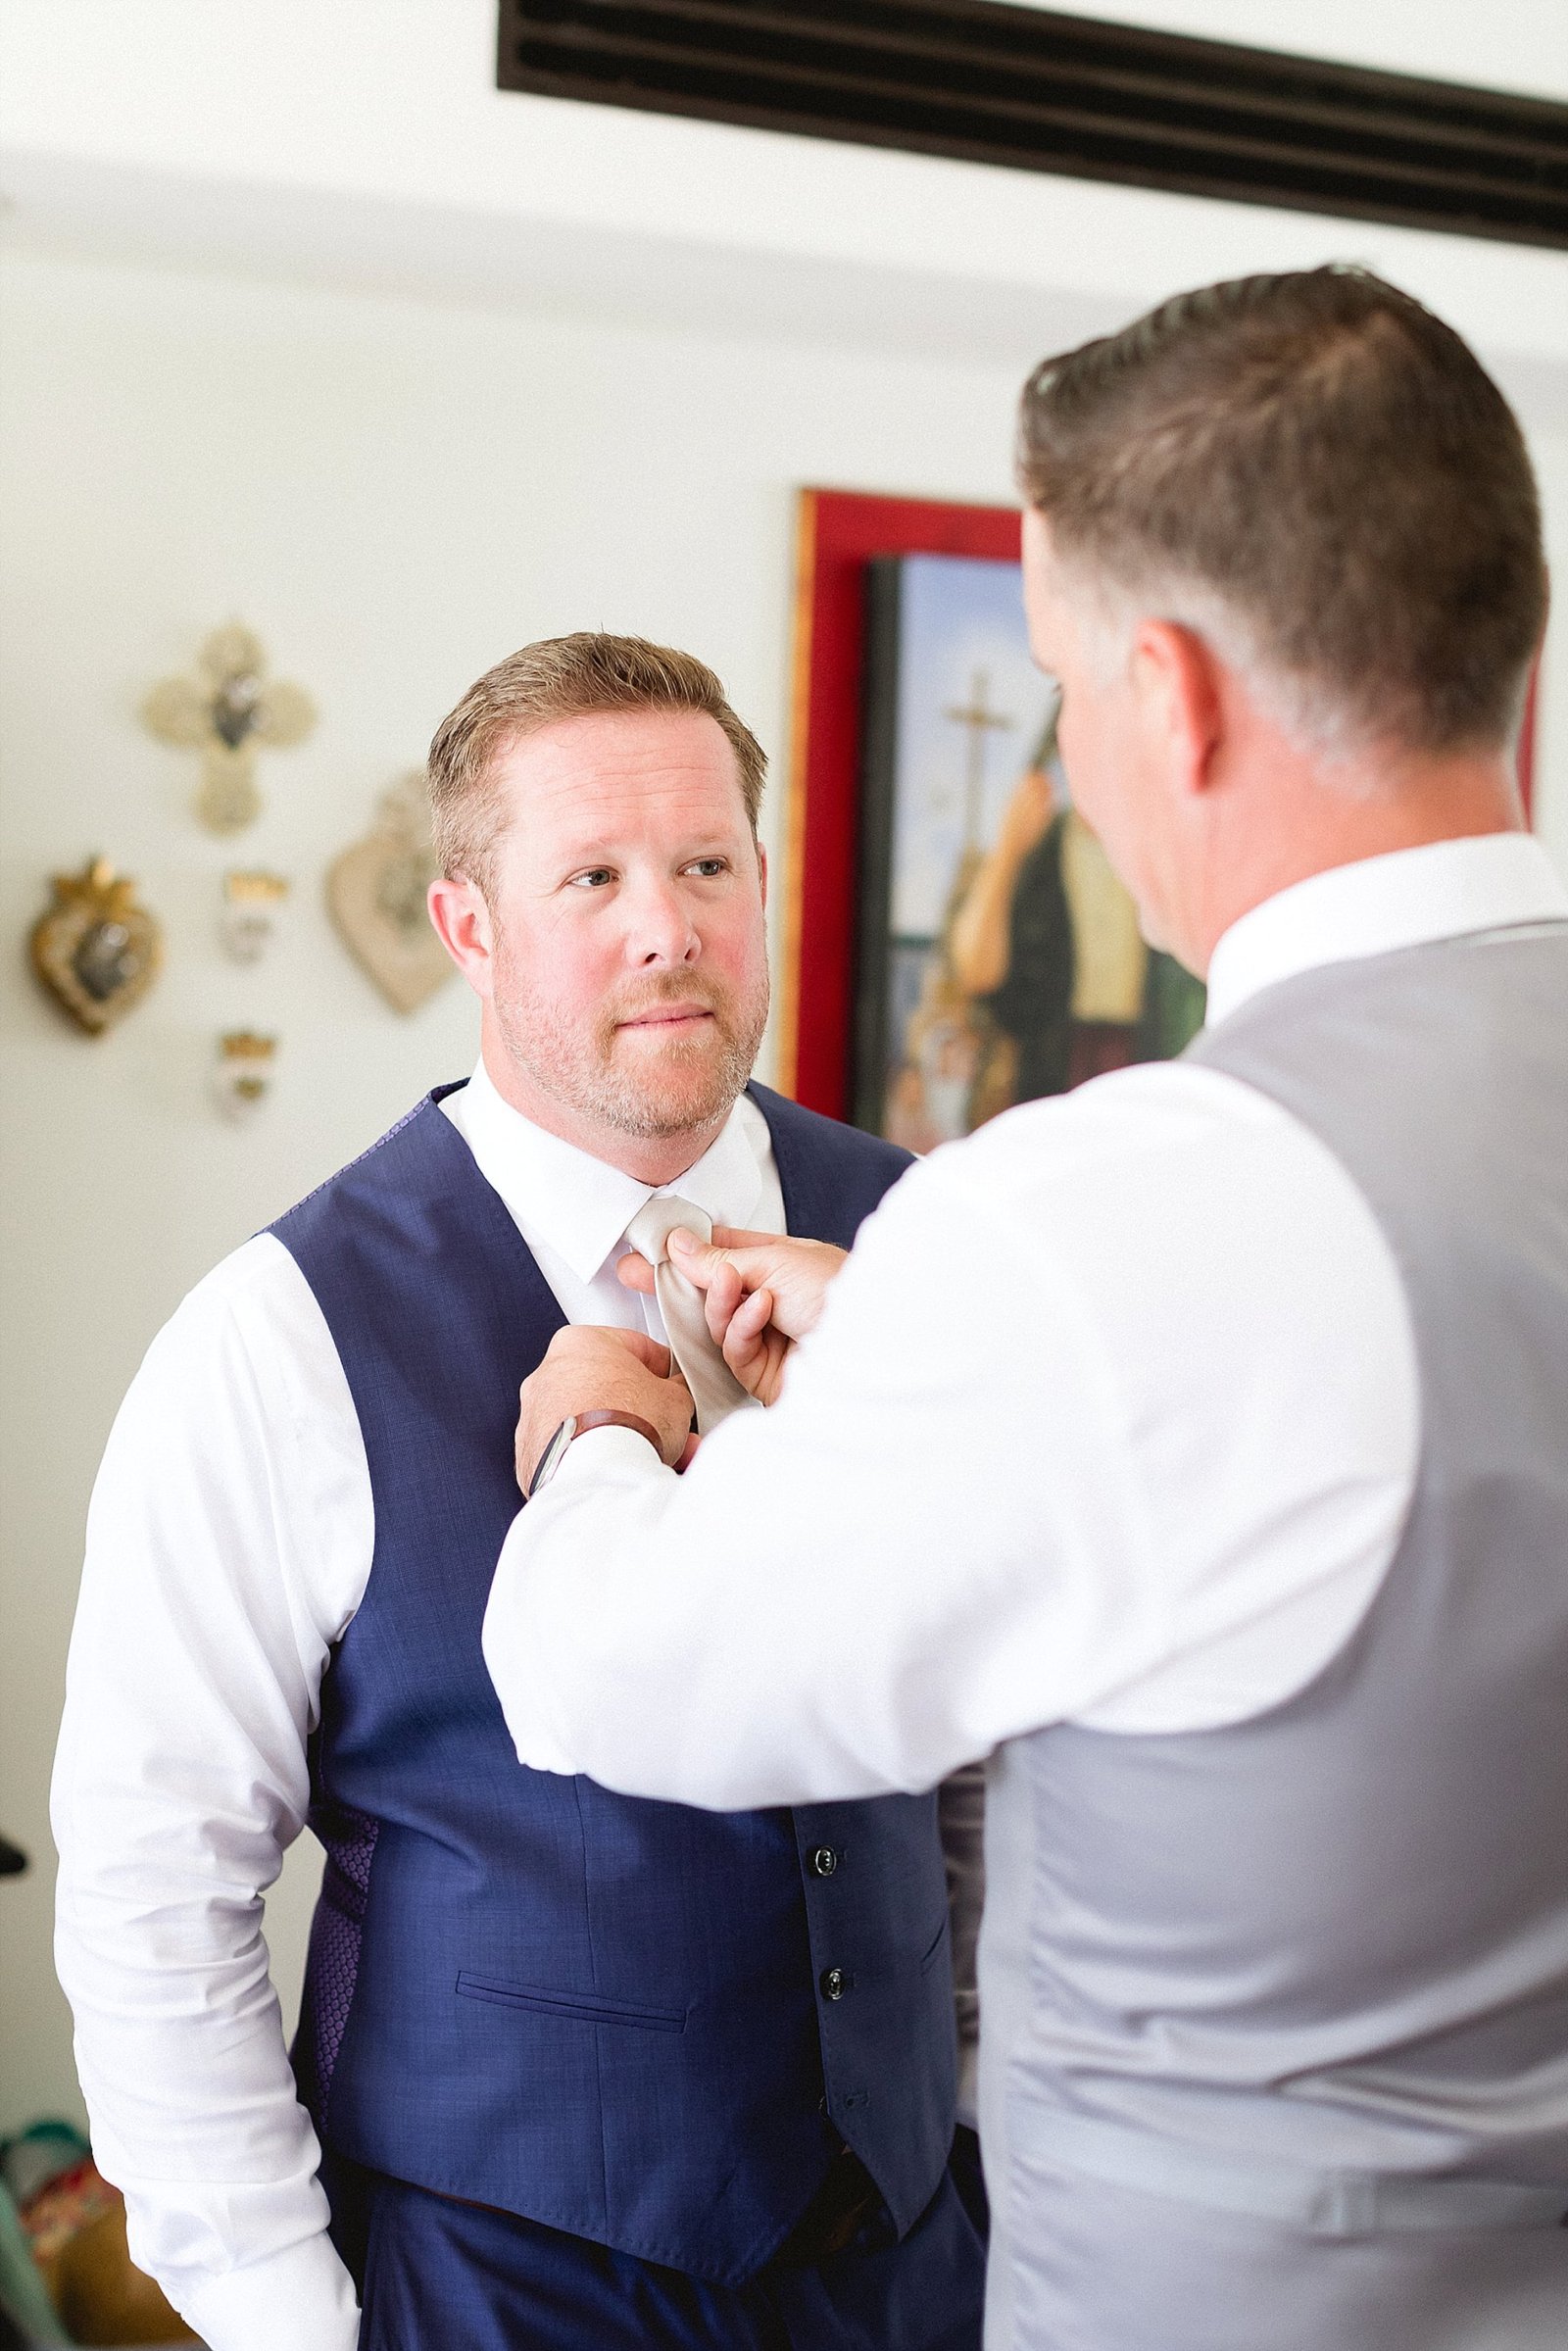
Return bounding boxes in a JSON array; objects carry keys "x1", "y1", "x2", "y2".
[
  {"x1": 948, "y1": 712, "x2": 1207, "y2": 1113},
  {"x1": 863, "y1": 553, "x2": 1203, "y2": 1152}
]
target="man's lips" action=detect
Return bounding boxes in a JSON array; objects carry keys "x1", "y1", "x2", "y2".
[{"x1": 615, "y1": 1004, "x2": 716, "y2": 1032}]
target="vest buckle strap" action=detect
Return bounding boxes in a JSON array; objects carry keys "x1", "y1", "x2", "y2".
[{"x1": 1021, "y1": 2107, "x2": 1568, "y2": 2236}]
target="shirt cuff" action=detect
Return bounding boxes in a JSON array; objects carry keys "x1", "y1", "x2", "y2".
[
  {"x1": 177, "y1": 2229, "x2": 360, "y2": 2351},
  {"x1": 549, "y1": 1421, "x2": 671, "y2": 1489},
  {"x1": 487, "y1": 1426, "x2": 671, "y2": 1777}
]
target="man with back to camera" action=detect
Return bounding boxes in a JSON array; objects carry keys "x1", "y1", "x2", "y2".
[
  {"x1": 52, "y1": 634, "x2": 987, "y2": 2349},
  {"x1": 485, "y1": 269, "x2": 1568, "y2": 2349}
]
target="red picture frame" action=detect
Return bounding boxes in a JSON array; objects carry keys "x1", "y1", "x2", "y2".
[
  {"x1": 776, "y1": 487, "x2": 1541, "y2": 1116},
  {"x1": 778, "y1": 489, "x2": 1022, "y2": 1117}
]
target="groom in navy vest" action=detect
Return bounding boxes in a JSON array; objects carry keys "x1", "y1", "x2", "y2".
[{"x1": 275, "y1": 634, "x2": 984, "y2": 2346}]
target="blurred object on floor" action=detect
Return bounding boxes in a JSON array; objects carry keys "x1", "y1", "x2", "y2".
[
  {"x1": 0, "y1": 2173, "x2": 68, "y2": 2344},
  {"x1": 0, "y1": 1835, "x2": 26, "y2": 1877},
  {"x1": 52, "y1": 2207, "x2": 198, "y2": 2346},
  {"x1": 0, "y1": 2128, "x2": 196, "y2": 2346},
  {"x1": 2, "y1": 2126, "x2": 92, "y2": 2220}
]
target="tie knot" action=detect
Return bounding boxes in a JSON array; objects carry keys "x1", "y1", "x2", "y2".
[
  {"x1": 622, "y1": 1194, "x2": 755, "y2": 1435},
  {"x1": 626, "y1": 1194, "x2": 713, "y2": 1268}
]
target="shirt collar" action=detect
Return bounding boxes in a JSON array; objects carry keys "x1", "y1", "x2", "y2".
[
  {"x1": 455, "y1": 1058, "x2": 768, "y2": 1285},
  {"x1": 1204, "y1": 833, "x2": 1568, "y2": 1029}
]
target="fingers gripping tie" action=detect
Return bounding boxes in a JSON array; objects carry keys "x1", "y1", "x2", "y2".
[{"x1": 625, "y1": 1197, "x2": 760, "y2": 1436}]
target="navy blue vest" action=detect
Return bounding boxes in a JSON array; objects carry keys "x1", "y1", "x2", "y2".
[{"x1": 272, "y1": 1084, "x2": 957, "y2": 2282}]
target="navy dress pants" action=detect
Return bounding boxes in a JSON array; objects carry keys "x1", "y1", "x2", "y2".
[{"x1": 351, "y1": 2160, "x2": 985, "y2": 2350}]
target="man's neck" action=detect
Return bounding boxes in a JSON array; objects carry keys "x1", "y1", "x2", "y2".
[
  {"x1": 1187, "y1": 745, "x2": 1525, "y2": 975},
  {"x1": 476, "y1": 1033, "x2": 734, "y2": 1188}
]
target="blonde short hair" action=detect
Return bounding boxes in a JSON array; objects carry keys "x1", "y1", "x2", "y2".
[{"x1": 427, "y1": 632, "x2": 766, "y2": 890}]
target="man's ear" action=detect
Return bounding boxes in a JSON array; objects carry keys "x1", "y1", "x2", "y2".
[
  {"x1": 755, "y1": 840, "x2": 768, "y2": 910},
  {"x1": 426, "y1": 873, "x2": 497, "y2": 1002},
  {"x1": 1128, "y1": 619, "x2": 1224, "y2": 800}
]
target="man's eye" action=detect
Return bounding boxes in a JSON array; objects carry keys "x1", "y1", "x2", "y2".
[
  {"x1": 567, "y1": 868, "x2": 614, "y2": 890},
  {"x1": 684, "y1": 858, "x2": 728, "y2": 878}
]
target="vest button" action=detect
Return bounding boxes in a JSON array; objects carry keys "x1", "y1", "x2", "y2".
[
  {"x1": 810, "y1": 1846, "x2": 839, "y2": 1878},
  {"x1": 820, "y1": 1966, "x2": 849, "y2": 2001}
]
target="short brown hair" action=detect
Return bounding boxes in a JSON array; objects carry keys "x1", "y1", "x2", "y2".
[
  {"x1": 1017, "y1": 267, "x2": 1545, "y2": 755},
  {"x1": 427, "y1": 631, "x2": 766, "y2": 887}
]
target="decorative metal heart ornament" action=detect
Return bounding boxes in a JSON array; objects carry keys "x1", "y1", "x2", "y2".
[
  {"x1": 326, "y1": 774, "x2": 454, "y2": 1015},
  {"x1": 30, "y1": 857, "x2": 164, "y2": 1036}
]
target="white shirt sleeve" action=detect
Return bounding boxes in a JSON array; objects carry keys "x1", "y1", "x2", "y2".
[
  {"x1": 51, "y1": 1235, "x2": 370, "y2": 2351},
  {"x1": 483, "y1": 1064, "x2": 1419, "y2": 1809}
]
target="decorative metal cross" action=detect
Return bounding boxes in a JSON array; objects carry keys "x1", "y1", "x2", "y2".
[
  {"x1": 142, "y1": 623, "x2": 317, "y2": 834},
  {"x1": 944, "y1": 669, "x2": 1014, "y2": 850}
]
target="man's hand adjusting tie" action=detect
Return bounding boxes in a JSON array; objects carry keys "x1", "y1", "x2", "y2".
[{"x1": 619, "y1": 1226, "x2": 848, "y2": 1409}]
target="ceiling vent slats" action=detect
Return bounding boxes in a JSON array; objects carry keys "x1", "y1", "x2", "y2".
[{"x1": 497, "y1": 0, "x2": 1568, "y2": 249}]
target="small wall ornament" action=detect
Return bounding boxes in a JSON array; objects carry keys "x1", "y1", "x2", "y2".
[
  {"x1": 30, "y1": 857, "x2": 164, "y2": 1036},
  {"x1": 327, "y1": 773, "x2": 454, "y2": 1015},
  {"x1": 215, "y1": 1030, "x2": 278, "y2": 1122},
  {"x1": 220, "y1": 870, "x2": 290, "y2": 964},
  {"x1": 142, "y1": 624, "x2": 317, "y2": 834}
]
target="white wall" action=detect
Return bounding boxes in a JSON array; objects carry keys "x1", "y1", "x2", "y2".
[
  {"x1": 2, "y1": 0, "x2": 1567, "y2": 2140},
  {"x1": 3, "y1": 1, "x2": 1566, "y2": 376}
]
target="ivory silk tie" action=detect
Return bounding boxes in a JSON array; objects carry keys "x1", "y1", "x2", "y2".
[{"x1": 625, "y1": 1196, "x2": 760, "y2": 1437}]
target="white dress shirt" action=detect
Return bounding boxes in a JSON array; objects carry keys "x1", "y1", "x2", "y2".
[
  {"x1": 484, "y1": 836, "x2": 1568, "y2": 1808},
  {"x1": 50, "y1": 1071, "x2": 786, "y2": 2351}
]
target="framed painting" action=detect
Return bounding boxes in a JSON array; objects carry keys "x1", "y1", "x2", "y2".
[
  {"x1": 778, "y1": 485, "x2": 1541, "y2": 1136},
  {"x1": 778, "y1": 489, "x2": 1022, "y2": 1123},
  {"x1": 777, "y1": 488, "x2": 1203, "y2": 1138}
]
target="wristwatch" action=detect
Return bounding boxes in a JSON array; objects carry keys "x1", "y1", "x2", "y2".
[{"x1": 526, "y1": 1408, "x2": 664, "y2": 1498}]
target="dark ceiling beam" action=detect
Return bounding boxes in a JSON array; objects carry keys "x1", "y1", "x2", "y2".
[{"x1": 496, "y1": 1, "x2": 1568, "y2": 250}]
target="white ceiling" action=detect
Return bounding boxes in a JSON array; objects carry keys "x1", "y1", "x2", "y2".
[{"x1": 3, "y1": 0, "x2": 1565, "y2": 409}]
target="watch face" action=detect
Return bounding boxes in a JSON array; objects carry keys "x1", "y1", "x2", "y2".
[{"x1": 530, "y1": 1414, "x2": 577, "y2": 1497}]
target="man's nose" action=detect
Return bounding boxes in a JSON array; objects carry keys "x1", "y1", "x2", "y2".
[{"x1": 627, "y1": 877, "x2": 701, "y2": 965}]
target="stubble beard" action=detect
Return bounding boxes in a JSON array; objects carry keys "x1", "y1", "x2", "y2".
[{"x1": 495, "y1": 961, "x2": 770, "y2": 1142}]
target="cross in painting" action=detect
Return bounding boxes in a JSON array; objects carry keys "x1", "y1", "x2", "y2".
[
  {"x1": 142, "y1": 624, "x2": 317, "y2": 834},
  {"x1": 944, "y1": 669, "x2": 1014, "y2": 850}
]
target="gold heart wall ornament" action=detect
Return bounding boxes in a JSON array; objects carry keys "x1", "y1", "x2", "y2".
[
  {"x1": 327, "y1": 773, "x2": 455, "y2": 1015},
  {"x1": 30, "y1": 857, "x2": 164, "y2": 1036}
]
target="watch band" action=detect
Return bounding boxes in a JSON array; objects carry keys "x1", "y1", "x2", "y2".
[
  {"x1": 572, "y1": 1408, "x2": 664, "y2": 1454},
  {"x1": 527, "y1": 1408, "x2": 664, "y2": 1499}
]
